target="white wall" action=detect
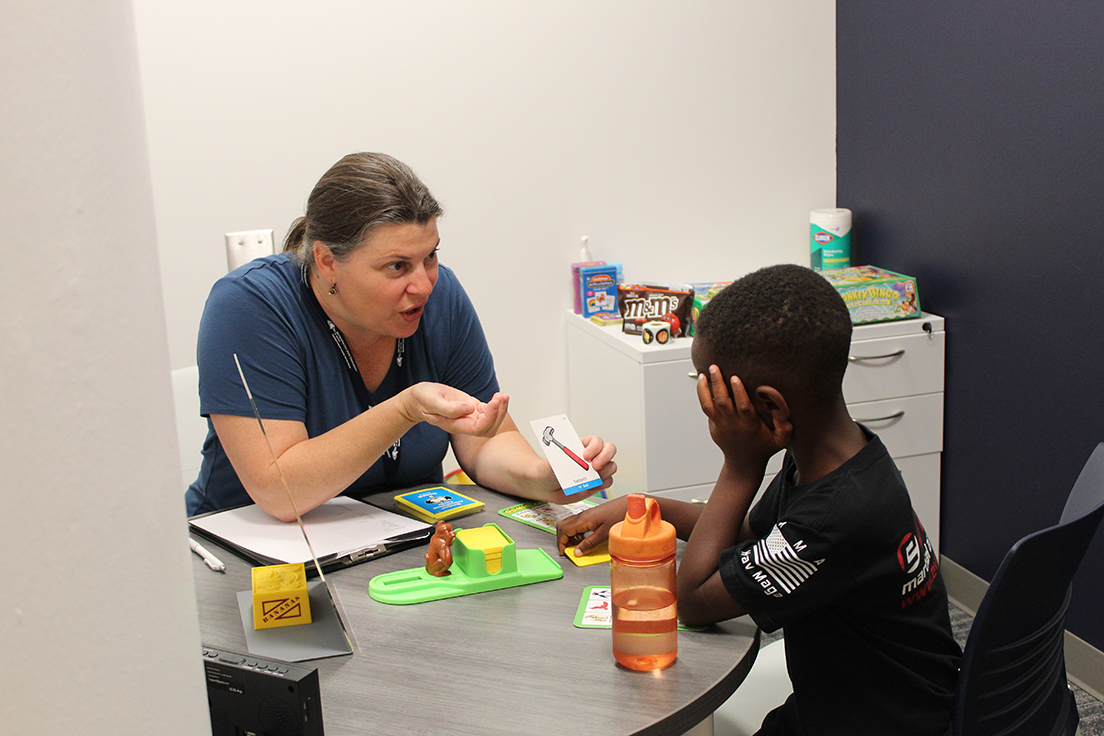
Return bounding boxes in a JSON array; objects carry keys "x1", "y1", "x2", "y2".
[
  {"x1": 0, "y1": 1, "x2": 833, "y2": 730},
  {"x1": 135, "y1": 0, "x2": 835, "y2": 449},
  {"x1": 0, "y1": 2, "x2": 209, "y2": 733}
]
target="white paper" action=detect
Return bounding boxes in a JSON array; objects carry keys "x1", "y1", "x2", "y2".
[{"x1": 190, "y1": 497, "x2": 430, "y2": 564}]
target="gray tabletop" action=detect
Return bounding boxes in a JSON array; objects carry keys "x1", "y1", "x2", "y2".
[{"x1": 192, "y1": 485, "x2": 759, "y2": 736}]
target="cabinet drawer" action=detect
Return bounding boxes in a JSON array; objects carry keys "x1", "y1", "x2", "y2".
[
  {"x1": 843, "y1": 331, "x2": 945, "y2": 403},
  {"x1": 848, "y1": 392, "x2": 943, "y2": 458},
  {"x1": 642, "y1": 358, "x2": 723, "y2": 491},
  {"x1": 636, "y1": 366, "x2": 943, "y2": 491}
]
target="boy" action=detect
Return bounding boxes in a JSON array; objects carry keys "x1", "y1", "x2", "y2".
[{"x1": 557, "y1": 264, "x2": 961, "y2": 735}]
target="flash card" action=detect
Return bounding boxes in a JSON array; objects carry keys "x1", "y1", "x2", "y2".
[
  {"x1": 530, "y1": 414, "x2": 603, "y2": 497},
  {"x1": 573, "y1": 587, "x2": 706, "y2": 630},
  {"x1": 565, "y1": 540, "x2": 611, "y2": 567},
  {"x1": 498, "y1": 497, "x2": 601, "y2": 534},
  {"x1": 574, "y1": 586, "x2": 614, "y2": 628}
]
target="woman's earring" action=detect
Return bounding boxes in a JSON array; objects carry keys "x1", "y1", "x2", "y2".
[{"x1": 329, "y1": 283, "x2": 337, "y2": 296}]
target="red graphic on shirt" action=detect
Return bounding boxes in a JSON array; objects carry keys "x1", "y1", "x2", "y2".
[
  {"x1": 899, "y1": 515, "x2": 939, "y2": 609},
  {"x1": 897, "y1": 533, "x2": 921, "y2": 574}
]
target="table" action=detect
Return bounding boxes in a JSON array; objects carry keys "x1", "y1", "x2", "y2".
[{"x1": 192, "y1": 485, "x2": 760, "y2": 736}]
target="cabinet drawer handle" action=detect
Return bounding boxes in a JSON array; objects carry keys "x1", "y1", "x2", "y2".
[
  {"x1": 854, "y1": 410, "x2": 905, "y2": 423},
  {"x1": 848, "y1": 349, "x2": 905, "y2": 363}
]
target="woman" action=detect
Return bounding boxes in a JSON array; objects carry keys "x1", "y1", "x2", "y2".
[{"x1": 185, "y1": 152, "x2": 616, "y2": 520}]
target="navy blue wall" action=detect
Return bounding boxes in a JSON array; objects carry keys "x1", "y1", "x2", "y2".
[{"x1": 837, "y1": 2, "x2": 1104, "y2": 649}]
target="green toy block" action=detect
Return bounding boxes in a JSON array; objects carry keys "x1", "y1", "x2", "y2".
[{"x1": 368, "y1": 523, "x2": 562, "y2": 605}]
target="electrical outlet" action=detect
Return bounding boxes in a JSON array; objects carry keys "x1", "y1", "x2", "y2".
[{"x1": 224, "y1": 229, "x2": 275, "y2": 271}]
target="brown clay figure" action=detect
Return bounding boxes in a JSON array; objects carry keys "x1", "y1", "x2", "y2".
[{"x1": 425, "y1": 521, "x2": 456, "y2": 576}]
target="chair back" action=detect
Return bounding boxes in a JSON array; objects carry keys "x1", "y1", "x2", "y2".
[
  {"x1": 952, "y1": 443, "x2": 1104, "y2": 736},
  {"x1": 172, "y1": 365, "x2": 206, "y2": 490}
]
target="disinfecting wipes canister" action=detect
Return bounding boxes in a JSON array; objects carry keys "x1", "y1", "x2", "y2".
[{"x1": 810, "y1": 208, "x2": 852, "y2": 270}]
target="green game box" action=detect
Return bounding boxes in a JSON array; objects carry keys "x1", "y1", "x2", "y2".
[{"x1": 818, "y1": 265, "x2": 921, "y2": 324}]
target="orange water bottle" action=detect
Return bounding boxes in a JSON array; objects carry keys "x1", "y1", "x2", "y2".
[{"x1": 609, "y1": 493, "x2": 678, "y2": 671}]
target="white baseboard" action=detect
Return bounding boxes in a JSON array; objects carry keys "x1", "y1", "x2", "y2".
[
  {"x1": 941, "y1": 555, "x2": 988, "y2": 616},
  {"x1": 942, "y1": 556, "x2": 1104, "y2": 702}
]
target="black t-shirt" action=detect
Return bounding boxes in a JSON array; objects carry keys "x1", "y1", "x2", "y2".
[{"x1": 719, "y1": 430, "x2": 961, "y2": 736}]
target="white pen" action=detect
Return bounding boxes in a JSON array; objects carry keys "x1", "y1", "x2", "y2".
[{"x1": 189, "y1": 537, "x2": 226, "y2": 572}]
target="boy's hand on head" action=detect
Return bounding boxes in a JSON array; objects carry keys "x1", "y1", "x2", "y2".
[
  {"x1": 697, "y1": 366, "x2": 790, "y2": 470},
  {"x1": 555, "y1": 495, "x2": 628, "y2": 557}
]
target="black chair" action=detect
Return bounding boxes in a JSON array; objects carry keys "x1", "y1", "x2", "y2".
[{"x1": 952, "y1": 442, "x2": 1104, "y2": 736}]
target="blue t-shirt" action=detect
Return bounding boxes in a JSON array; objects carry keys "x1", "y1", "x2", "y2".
[{"x1": 184, "y1": 255, "x2": 499, "y2": 516}]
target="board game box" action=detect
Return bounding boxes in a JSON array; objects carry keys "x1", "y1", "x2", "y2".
[{"x1": 818, "y1": 265, "x2": 921, "y2": 324}]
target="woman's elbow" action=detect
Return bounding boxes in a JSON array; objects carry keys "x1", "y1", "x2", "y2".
[
  {"x1": 269, "y1": 507, "x2": 300, "y2": 524},
  {"x1": 242, "y1": 481, "x2": 302, "y2": 523},
  {"x1": 255, "y1": 497, "x2": 300, "y2": 523}
]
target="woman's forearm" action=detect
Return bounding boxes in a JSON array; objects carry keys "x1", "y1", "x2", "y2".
[
  {"x1": 451, "y1": 421, "x2": 547, "y2": 500},
  {"x1": 213, "y1": 392, "x2": 422, "y2": 521}
]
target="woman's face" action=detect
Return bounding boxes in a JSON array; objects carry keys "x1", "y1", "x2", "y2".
[{"x1": 319, "y1": 219, "x2": 440, "y2": 341}]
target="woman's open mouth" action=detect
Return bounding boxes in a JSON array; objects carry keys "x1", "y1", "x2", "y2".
[{"x1": 400, "y1": 305, "x2": 424, "y2": 322}]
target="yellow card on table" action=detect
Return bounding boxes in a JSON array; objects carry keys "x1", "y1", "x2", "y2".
[{"x1": 565, "y1": 540, "x2": 611, "y2": 567}]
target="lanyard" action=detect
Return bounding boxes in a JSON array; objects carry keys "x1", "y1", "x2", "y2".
[{"x1": 300, "y1": 268, "x2": 406, "y2": 482}]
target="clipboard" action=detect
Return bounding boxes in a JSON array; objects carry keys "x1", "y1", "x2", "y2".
[{"x1": 189, "y1": 496, "x2": 433, "y2": 575}]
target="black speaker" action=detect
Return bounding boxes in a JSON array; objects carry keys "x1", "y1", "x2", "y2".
[{"x1": 202, "y1": 645, "x2": 324, "y2": 736}]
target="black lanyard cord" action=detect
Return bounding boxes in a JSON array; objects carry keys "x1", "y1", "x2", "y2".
[{"x1": 299, "y1": 267, "x2": 407, "y2": 481}]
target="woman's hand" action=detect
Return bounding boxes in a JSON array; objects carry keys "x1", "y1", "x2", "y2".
[
  {"x1": 537, "y1": 435, "x2": 618, "y2": 504},
  {"x1": 451, "y1": 421, "x2": 618, "y2": 505},
  {"x1": 404, "y1": 384, "x2": 510, "y2": 438},
  {"x1": 556, "y1": 494, "x2": 628, "y2": 557}
]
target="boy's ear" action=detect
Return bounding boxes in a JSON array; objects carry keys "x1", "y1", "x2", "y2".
[{"x1": 755, "y1": 385, "x2": 793, "y2": 446}]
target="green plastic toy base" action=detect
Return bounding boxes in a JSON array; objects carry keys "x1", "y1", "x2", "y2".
[{"x1": 369, "y1": 547, "x2": 563, "y2": 604}]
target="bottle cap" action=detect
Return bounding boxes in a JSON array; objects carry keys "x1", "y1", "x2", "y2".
[
  {"x1": 609, "y1": 493, "x2": 676, "y2": 560},
  {"x1": 809, "y1": 208, "x2": 852, "y2": 232}
]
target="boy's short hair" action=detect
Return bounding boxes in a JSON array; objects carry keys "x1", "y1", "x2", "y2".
[{"x1": 696, "y1": 264, "x2": 852, "y2": 407}]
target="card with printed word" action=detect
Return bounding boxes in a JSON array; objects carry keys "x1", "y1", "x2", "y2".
[{"x1": 529, "y1": 414, "x2": 603, "y2": 497}]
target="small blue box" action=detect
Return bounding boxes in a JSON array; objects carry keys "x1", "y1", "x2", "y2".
[
  {"x1": 394, "y1": 487, "x2": 484, "y2": 522},
  {"x1": 580, "y1": 263, "x2": 621, "y2": 318}
]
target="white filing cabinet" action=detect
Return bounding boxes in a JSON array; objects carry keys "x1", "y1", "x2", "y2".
[{"x1": 566, "y1": 311, "x2": 945, "y2": 551}]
